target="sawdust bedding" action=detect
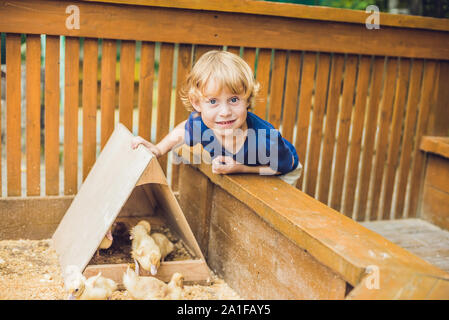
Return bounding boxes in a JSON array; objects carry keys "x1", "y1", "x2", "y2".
[{"x1": 0, "y1": 238, "x2": 241, "y2": 300}]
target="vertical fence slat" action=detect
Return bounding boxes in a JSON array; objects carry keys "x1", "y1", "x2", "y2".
[
  {"x1": 6, "y1": 33, "x2": 22, "y2": 196},
  {"x1": 100, "y1": 39, "x2": 117, "y2": 149},
  {"x1": 172, "y1": 43, "x2": 192, "y2": 192},
  {"x1": 304, "y1": 53, "x2": 330, "y2": 197},
  {"x1": 226, "y1": 46, "x2": 240, "y2": 56},
  {"x1": 0, "y1": 35, "x2": 2, "y2": 196},
  {"x1": 330, "y1": 54, "x2": 358, "y2": 213},
  {"x1": 294, "y1": 52, "x2": 316, "y2": 190},
  {"x1": 137, "y1": 41, "x2": 154, "y2": 142},
  {"x1": 243, "y1": 47, "x2": 257, "y2": 73},
  {"x1": 281, "y1": 51, "x2": 301, "y2": 143},
  {"x1": 44, "y1": 35, "x2": 60, "y2": 196},
  {"x1": 343, "y1": 55, "x2": 371, "y2": 217},
  {"x1": 82, "y1": 38, "x2": 98, "y2": 181},
  {"x1": 368, "y1": 58, "x2": 398, "y2": 220},
  {"x1": 254, "y1": 48, "x2": 272, "y2": 119},
  {"x1": 156, "y1": 42, "x2": 175, "y2": 175},
  {"x1": 381, "y1": 58, "x2": 411, "y2": 220},
  {"x1": 25, "y1": 34, "x2": 41, "y2": 196},
  {"x1": 118, "y1": 40, "x2": 136, "y2": 131},
  {"x1": 356, "y1": 57, "x2": 385, "y2": 221},
  {"x1": 394, "y1": 59, "x2": 424, "y2": 218},
  {"x1": 268, "y1": 50, "x2": 287, "y2": 129},
  {"x1": 64, "y1": 37, "x2": 80, "y2": 195},
  {"x1": 317, "y1": 53, "x2": 344, "y2": 204},
  {"x1": 407, "y1": 60, "x2": 438, "y2": 218},
  {"x1": 194, "y1": 45, "x2": 221, "y2": 63}
]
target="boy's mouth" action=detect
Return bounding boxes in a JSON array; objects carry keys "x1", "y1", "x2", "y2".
[{"x1": 216, "y1": 119, "x2": 236, "y2": 127}]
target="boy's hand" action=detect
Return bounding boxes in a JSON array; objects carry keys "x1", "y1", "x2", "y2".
[
  {"x1": 131, "y1": 136, "x2": 161, "y2": 157},
  {"x1": 212, "y1": 156, "x2": 244, "y2": 174}
]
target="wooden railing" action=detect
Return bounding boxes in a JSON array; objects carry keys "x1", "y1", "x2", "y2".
[{"x1": 0, "y1": 0, "x2": 448, "y2": 222}]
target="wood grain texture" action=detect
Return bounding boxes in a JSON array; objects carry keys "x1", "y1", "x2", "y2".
[
  {"x1": 137, "y1": 41, "x2": 154, "y2": 142},
  {"x1": 226, "y1": 46, "x2": 240, "y2": 56},
  {"x1": 343, "y1": 56, "x2": 371, "y2": 218},
  {"x1": 253, "y1": 48, "x2": 271, "y2": 119},
  {"x1": 100, "y1": 39, "x2": 117, "y2": 149},
  {"x1": 356, "y1": 57, "x2": 385, "y2": 221},
  {"x1": 0, "y1": 35, "x2": 2, "y2": 195},
  {"x1": 44, "y1": 35, "x2": 60, "y2": 196},
  {"x1": 407, "y1": 61, "x2": 438, "y2": 218},
  {"x1": 381, "y1": 59, "x2": 411, "y2": 220},
  {"x1": 64, "y1": 37, "x2": 80, "y2": 195},
  {"x1": 317, "y1": 53, "x2": 344, "y2": 204},
  {"x1": 427, "y1": 61, "x2": 449, "y2": 136},
  {"x1": 305, "y1": 53, "x2": 330, "y2": 197},
  {"x1": 118, "y1": 40, "x2": 136, "y2": 131},
  {"x1": 330, "y1": 54, "x2": 358, "y2": 213},
  {"x1": 6, "y1": 34, "x2": 22, "y2": 196},
  {"x1": 242, "y1": 47, "x2": 256, "y2": 73},
  {"x1": 280, "y1": 51, "x2": 301, "y2": 143},
  {"x1": 2, "y1": 0, "x2": 449, "y2": 59},
  {"x1": 294, "y1": 52, "x2": 316, "y2": 190},
  {"x1": 82, "y1": 38, "x2": 99, "y2": 181},
  {"x1": 25, "y1": 34, "x2": 41, "y2": 196},
  {"x1": 420, "y1": 136, "x2": 449, "y2": 159},
  {"x1": 156, "y1": 42, "x2": 175, "y2": 175},
  {"x1": 268, "y1": 50, "x2": 287, "y2": 129}
]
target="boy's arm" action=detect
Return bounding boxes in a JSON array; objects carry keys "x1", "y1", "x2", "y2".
[
  {"x1": 131, "y1": 120, "x2": 186, "y2": 157},
  {"x1": 212, "y1": 156, "x2": 280, "y2": 175}
]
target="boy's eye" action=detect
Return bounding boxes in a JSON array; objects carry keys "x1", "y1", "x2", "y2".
[
  {"x1": 230, "y1": 97, "x2": 239, "y2": 103},
  {"x1": 209, "y1": 99, "x2": 217, "y2": 105}
]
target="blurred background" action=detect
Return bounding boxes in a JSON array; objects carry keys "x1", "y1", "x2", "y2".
[{"x1": 265, "y1": 0, "x2": 449, "y2": 18}]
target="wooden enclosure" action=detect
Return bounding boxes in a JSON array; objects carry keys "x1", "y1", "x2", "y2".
[{"x1": 0, "y1": 0, "x2": 449, "y2": 299}]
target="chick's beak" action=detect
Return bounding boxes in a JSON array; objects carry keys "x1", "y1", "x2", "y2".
[{"x1": 106, "y1": 229, "x2": 113, "y2": 241}]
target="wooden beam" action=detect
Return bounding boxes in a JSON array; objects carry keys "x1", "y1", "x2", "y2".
[
  {"x1": 0, "y1": 0, "x2": 448, "y2": 60},
  {"x1": 420, "y1": 136, "x2": 449, "y2": 159}
]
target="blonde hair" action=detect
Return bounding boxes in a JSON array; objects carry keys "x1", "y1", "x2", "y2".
[{"x1": 180, "y1": 50, "x2": 259, "y2": 112}]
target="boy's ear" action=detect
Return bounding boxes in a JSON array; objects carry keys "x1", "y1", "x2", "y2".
[{"x1": 190, "y1": 97, "x2": 202, "y2": 113}]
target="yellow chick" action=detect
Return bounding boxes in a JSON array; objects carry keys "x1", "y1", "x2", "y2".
[
  {"x1": 64, "y1": 265, "x2": 117, "y2": 300},
  {"x1": 130, "y1": 220, "x2": 161, "y2": 275},
  {"x1": 151, "y1": 232, "x2": 174, "y2": 261},
  {"x1": 122, "y1": 266, "x2": 168, "y2": 300},
  {"x1": 166, "y1": 272, "x2": 184, "y2": 300}
]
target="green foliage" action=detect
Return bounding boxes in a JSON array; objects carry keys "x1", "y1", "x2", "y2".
[{"x1": 319, "y1": 0, "x2": 377, "y2": 10}]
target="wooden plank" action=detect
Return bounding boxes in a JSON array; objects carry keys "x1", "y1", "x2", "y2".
[
  {"x1": 242, "y1": 47, "x2": 256, "y2": 73},
  {"x1": 84, "y1": 260, "x2": 211, "y2": 285},
  {"x1": 393, "y1": 60, "x2": 424, "y2": 219},
  {"x1": 6, "y1": 33, "x2": 22, "y2": 196},
  {"x1": 268, "y1": 49, "x2": 287, "y2": 129},
  {"x1": 317, "y1": 53, "x2": 344, "y2": 204},
  {"x1": 420, "y1": 136, "x2": 449, "y2": 159},
  {"x1": 343, "y1": 56, "x2": 371, "y2": 218},
  {"x1": 304, "y1": 53, "x2": 330, "y2": 197},
  {"x1": 294, "y1": 52, "x2": 316, "y2": 190},
  {"x1": 368, "y1": 58, "x2": 398, "y2": 221},
  {"x1": 424, "y1": 154, "x2": 449, "y2": 197},
  {"x1": 171, "y1": 44, "x2": 192, "y2": 192},
  {"x1": 253, "y1": 48, "x2": 271, "y2": 119},
  {"x1": 137, "y1": 41, "x2": 154, "y2": 142},
  {"x1": 280, "y1": 51, "x2": 301, "y2": 143},
  {"x1": 82, "y1": 38, "x2": 99, "y2": 181},
  {"x1": 427, "y1": 61, "x2": 449, "y2": 136},
  {"x1": 64, "y1": 37, "x2": 80, "y2": 195},
  {"x1": 330, "y1": 55, "x2": 358, "y2": 213},
  {"x1": 100, "y1": 39, "x2": 117, "y2": 149},
  {"x1": 356, "y1": 57, "x2": 385, "y2": 221},
  {"x1": 226, "y1": 46, "x2": 240, "y2": 56},
  {"x1": 208, "y1": 186, "x2": 346, "y2": 299},
  {"x1": 25, "y1": 34, "x2": 41, "y2": 196},
  {"x1": 407, "y1": 60, "x2": 438, "y2": 218},
  {"x1": 2, "y1": 0, "x2": 449, "y2": 60},
  {"x1": 45, "y1": 35, "x2": 60, "y2": 196},
  {"x1": 381, "y1": 59, "x2": 411, "y2": 220},
  {"x1": 81, "y1": 0, "x2": 449, "y2": 32},
  {"x1": 118, "y1": 40, "x2": 136, "y2": 131},
  {"x1": 422, "y1": 184, "x2": 449, "y2": 234},
  {"x1": 0, "y1": 35, "x2": 2, "y2": 196},
  {"x1": 156, "y1": 42, "x2": 174, "y2": 175},
  {"x1": 426, "y1": 279, "x2": 449, "y2": 299}
]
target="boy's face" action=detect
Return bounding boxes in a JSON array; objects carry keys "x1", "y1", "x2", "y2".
[{"x1": 191, "y1": 81, "x2": 248, "y2": 137}]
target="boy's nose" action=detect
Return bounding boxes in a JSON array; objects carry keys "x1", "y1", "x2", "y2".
[{"x1": 218, "y1": 104, "x2": 232, "y2": 117}]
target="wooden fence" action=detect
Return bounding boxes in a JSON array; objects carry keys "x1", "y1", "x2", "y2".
[{"x1": 0, "y1": 0, "x2": 448, "y2": 222}]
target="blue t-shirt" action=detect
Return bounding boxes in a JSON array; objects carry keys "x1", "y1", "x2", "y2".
[{"x1": 184, "y1": 111, "x2": 299, "y2": 175}]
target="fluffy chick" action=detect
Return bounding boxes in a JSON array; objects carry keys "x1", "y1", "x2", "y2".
[
  {"x1": 151, "y1": 232, "x2": 174, "y2": 261},
  {"x1": 130, "y1": 220, "x2": 161, "y2": 275},
  {"x1": 166, "y1": 272, "x2": 184, "y2": 300},
  {"x1": 64, "y1": 265, "x2": 117, "y2": 300},
  {"x1": 123, "y1": 266, "x2": 168, "y2": 300}
]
